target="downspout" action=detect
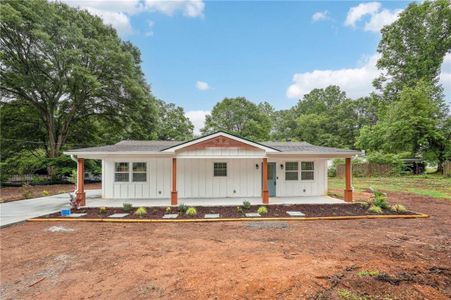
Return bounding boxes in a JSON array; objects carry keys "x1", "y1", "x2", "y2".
[{"x1": 70, "y1": 154, "x2": 78, "y2": 195}]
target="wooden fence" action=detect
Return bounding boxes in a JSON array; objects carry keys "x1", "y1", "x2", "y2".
[
  {"x1": 444, "y1": 161, "x2": 451, "y2": 177},
  {"x1": 336, "y1": 163, "x2": 393, "y2": 177}
]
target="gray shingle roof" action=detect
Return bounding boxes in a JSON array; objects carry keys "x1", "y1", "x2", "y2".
[{"x1": 66, "y1": 139, "x2": 360, "y2": 154}]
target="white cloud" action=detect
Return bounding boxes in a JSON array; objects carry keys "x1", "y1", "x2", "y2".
[
  {"x1": 195, "y1": 81, "x2": 210, "y2": 91},
  {"x1": 345, "y1": 2, "x2": 381, "y2": 27},
  {"x1": 57, "y1": 0, "x2": 205, "y2": 36},
  {"x1": 345, "y1": 2, "x2": 401, "y2": 33},
  {"x1": 145, "y1": 20, "x2": 155, "y2": 37},
  {"x1": 440, "y1": 53, "x2": 451, "y2": 102},
  {"x1": 185, "y1": 110, "x2": 210, "y2": 135},
  {"x1": 312, "y1": 11, "x2": 329, "y2": 22},
  {"x1": 286, "y1": 54, "x2": 380, "y2": 99}
]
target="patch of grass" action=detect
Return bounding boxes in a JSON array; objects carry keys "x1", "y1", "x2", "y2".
[
  {"x1": 358, "y1": 270, "x2": 380, "y2": 277},
  {"x1": 337, "y1": 289, "x2": 368, "y2": 300}
]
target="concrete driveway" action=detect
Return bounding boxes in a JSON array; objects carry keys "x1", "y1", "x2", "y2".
[{"x1": 0, "y1": 190, "x2": 101, "y2": 227}]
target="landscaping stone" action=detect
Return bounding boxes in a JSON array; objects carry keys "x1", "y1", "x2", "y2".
[
  {"x1": 286, "y1": 211, "x2": 305, "y2": 217},
  {"x1": 108, "y1": 213, "x2": 129, "y2": 218},
  {"x1": 204, "y1": 214, "x2": 220, "y2": 219},
  {"x1": 66, "y1": 213, "x2": 86, "y2": 218},
  {"x1": 162, "y1": 214, "x2": 178, "y2": 219},
  {"x1": 245, "y1": 212, "x2": 261, "y2": 217}
]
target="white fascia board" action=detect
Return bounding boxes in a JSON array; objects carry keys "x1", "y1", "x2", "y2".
[
  {"x1": 63, "y1": 151, "x2": 173, "y2": 159},
  {"x1": 162, "y1": 132, "x2": 279, "y2": 153},
  {"x1": 267, "y1": 152, "x2": 361, "y2": 158}
]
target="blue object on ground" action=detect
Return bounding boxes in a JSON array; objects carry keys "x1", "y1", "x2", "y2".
[{"x1": 61, "y1": 209, "x2": 71, "y2": 216}]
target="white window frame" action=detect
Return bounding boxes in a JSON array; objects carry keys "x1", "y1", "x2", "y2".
[
  {"x1": 114, "y1": 162, "x2": 130, "y2": 182},
  {"x1": 285, "y1": 161, "x2": 299, "y2": 181},
  {"x1": 213, "y1": 162, "x2": 227, "y2": 177},
  {"x1": 132, "y1": 162, "x2": 147, "y2": 182},
  {"x1": 301, "y1": 161, "x2": 315, "y2": 181}
]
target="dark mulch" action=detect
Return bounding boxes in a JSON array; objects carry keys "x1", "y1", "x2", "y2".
[{"x1": 38, "y1": 203, "x2": 417, "y2": 220}]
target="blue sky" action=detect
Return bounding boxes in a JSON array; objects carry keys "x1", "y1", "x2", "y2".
[{"x1": 63, "y1": 1, "x2": 450, "y2": 133}]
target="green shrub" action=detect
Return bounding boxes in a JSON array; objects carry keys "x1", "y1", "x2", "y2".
[
  {"x1": 373, "y1": 192, "x2": 389, "y2": 209},
  {"x1": 360, "y1": 201, "x2": 370, "y2": 209},
  {"x1": 390, "y1": 204, "x2": 407, "y2": 213},
  {"x1": 178, "y1": 203, "x2": 188, "y2": 214},
  {"x1": 122, "y1": 203, "x2": 133, "y2": 212},
  {"x1": 134, "y1": 207, "x2": 147, "y2": 217},
  {"x1": 357, "y1": 270, "x2": 380, "y2": 277},
  {"x1": 42, "y1": 190, "x2": 49, "y2": 196},
  {"x1": 99, "y1": 207, "x2": 107, "y2": 214},
  {"x1": 257, "y1": 206, "x2": 268, "y2": 215},
  {"x1": 236, "y1": 206, "x2": 243, "y2": 213},
  {"x1": 186, "y1": 207, "x2": 197, "y2": 216},
  {"x1": 165, "y1": 207, "x2": 172, "y2": 213},
  {"x1": 22, "y1": 191, "x2": 33, "y2": 199},
  {"x1": 242, "y1": 201, "x2": 251, "y2": 210},
  {"x1": 368, "y1": 205, "x2": 382, "y2": 214}
]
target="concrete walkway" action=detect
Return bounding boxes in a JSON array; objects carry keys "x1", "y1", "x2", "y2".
[{"x1": 0, "y1": 190, "x2": 101, "y2": 227}]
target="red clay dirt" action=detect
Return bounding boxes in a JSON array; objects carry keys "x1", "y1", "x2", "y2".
[
  {"x1": 0, "y1": 183, "x2": 101, "y2": 203},
  {"x1": 1, "y1": 192, "x2": 450, "y2": 299}
]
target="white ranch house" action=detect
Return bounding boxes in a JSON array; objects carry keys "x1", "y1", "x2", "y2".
[{"x1": 65, "y1": 131, "x2": 360, "y2": 206}]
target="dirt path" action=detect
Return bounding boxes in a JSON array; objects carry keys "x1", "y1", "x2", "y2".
[{"x1": 1, "y1": 192, "x2": 450, "y2": 299}]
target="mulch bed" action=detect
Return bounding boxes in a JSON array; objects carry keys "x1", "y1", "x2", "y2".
[{"x1": 38, "y1": 203, "x2": 418, "y2": 220}]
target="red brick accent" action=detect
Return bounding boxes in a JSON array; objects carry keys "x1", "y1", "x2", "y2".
[
  {"x1": 76, "y1": 158, "x2": 86, "y2": 206},
  {"x1": 262, "y1": 158, "x2": 269, "y2": 204},
  {"x1": 344, "y1": 157, "x2": 353, "y2": 202}
]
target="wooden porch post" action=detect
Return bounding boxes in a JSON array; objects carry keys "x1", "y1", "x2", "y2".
[
  {"x1": 171, "y1": 158, "x2": 177, "y2": 205},
  {"x1": 344, "y1": 157, "x2": 353, "y2": 202},
  {"x1": 76, "y1": 158, "x2": 86, "y2": 206},
  {"x1": 262, "y1": 158, "x2": 269, "y2": 204}
]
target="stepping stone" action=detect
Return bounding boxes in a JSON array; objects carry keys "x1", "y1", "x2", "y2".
[
  {"x1": 66, "y1": 213, "x2": 86, "y2": 218},
  {"x1": 286, "y1": 211, "x2": 305, "y2": 217},
  {"x1": 108, "y1": 213, "x2": 128, "y2": 218},
  {"x1": 162, "y1": 214, "x2": 178, "y2": 219},
  {"x1": 245, "y1": 213, "x2": 261, "y2": 217},
  {"x1": 204, "y1": 214, "x2": 220, "y2": 219}
]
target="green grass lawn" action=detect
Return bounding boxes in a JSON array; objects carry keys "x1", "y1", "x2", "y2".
[{"x1": 329, "y1": 174, "x2": 451, "y2": 200}]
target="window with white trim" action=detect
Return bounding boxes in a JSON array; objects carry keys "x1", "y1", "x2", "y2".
[
  {"x1": 285, "y1": 162, "x2": 298, "y2": 180},
  {"x1": 132, "y1": 162, "x2": 147, "y2": 182},
  {"x1": 115, "y1": 162, "x2": 129, "y2": 182},
  {"x1": 301, "y1": 161, "x2": 314, "y2": 180},
  {"x1": 214, "y1": 162, "x2": 227, "y2": 177}
]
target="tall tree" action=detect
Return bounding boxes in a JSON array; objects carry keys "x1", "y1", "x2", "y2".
[
  {"x1": 0, "y1": 0, "x2": 158, "y2": 175},
  {"x1": 201, "y1": 97, "x2": 271, "y2": 141},
  {"x1": 374, "y1": 0, "x2": 451, "y2": 101},
  {"x1": 156, "y1": 100, "x2": 194, "y2": 141}
]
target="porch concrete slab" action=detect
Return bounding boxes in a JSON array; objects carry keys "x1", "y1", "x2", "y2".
[
  {"x1": 286, "y1": 211, "x2": 305, "y2": 217},
  {"x1": 66, "y1": 213, "x2": 86, "y2": 218},
  {"x1": 204, "y1": 214, "x2": 220, "y2": 219},
  {"x1": 162, "y1": 214, "x2": 178, "y2": 219},
  {"x1": 245, "y1": 213, "x2": 261, "y2": 217},
  {"x1": 108, "y1": 213, "x2": 128, "y2": 218},
  {"x1": 86, "y1": 195, "x2": 344, "y2": 208}
]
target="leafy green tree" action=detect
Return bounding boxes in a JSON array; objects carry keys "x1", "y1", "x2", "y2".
[
  {"x1": 156, "y1": 100, "x2": 194, "y2": 141},
  {"x1": 375, "y1": 0, "x2": 451, "y2": 100},
  {"x1": 0, "y1": 0, "x2": 158, "y2": 175},
  {"x1": 201, "y1": 97, "x2": 271, "y2": 141}
]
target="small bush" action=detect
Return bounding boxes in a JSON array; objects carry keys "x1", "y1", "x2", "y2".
[
  {"x1": 23, "y1": 191, "x2": 33, "y2": 199},
  {"x1": 373, "y1": 195, "x2": 389, "y2": 209},
  {"x1": 122, "y1": 203, "x2": 133, "y2": 212},
  {"x1": 242, "y1": 201, "x2": 251, "y2": 210},
  {"x1": 134, "y1": 207, "x2": 147, "y2": 217},
  {"x1": 390, "y1": 204, "x2": 407, "y2": 213},
  {"x1": 236, "y1": 206, "x2": 243, "y2": 213},
  {"x1": 368, "y1": 205, "x2": 382, "y2": 214},
  {"x1": 186, "y1": 207, "x2": 197, "y2": 216},
  {"x1": 360, "y1": 201, "x2": 370, "y2": 209},
  {"x1": 178, "y1": 203, "x2": 188, "y2": 214},
  {"x1": 165, "y1": 207, "x2": 172, "y2": 213},
  {"x1": 257, "y1": 206, "x2": 268, "y2": 215},
  {"x1": 358, "y1": 270, "x2": 380, "y2": 277},
  {"x1": 99, "y1": 207, "x2": 107, "y2": 214},
  {"x1": 42, "y1": 190, "x2": 49, "y2": 196}
]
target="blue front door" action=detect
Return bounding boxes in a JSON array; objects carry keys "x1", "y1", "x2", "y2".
[{"x1": 267, "y1": 162, "x2": 276, "y2": 197}]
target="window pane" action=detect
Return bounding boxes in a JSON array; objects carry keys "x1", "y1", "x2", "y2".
[
  {"x1": 214, "y1": 162, "x2": 227, "y2": 176},
  {"x1": 285, "y1": 171, "x2": 298, "y2": 180},
  {"x1": 115, "y1": 173, "x2": 129, "y2": 182},
  {"x1": 301, "y1": 171, "x2": 314, "y2": 180},
  {"x1": 133, "y1": 162, "x2": 146, "y2": 172},
  {"x1": 301, "y1": 161, "x2": 314, "y2": 171},
  {"x1": 115, "y1": 162, "x2": 129, "y2": 172},
  {"x1": 133, "y1": 173, "x2": 147, "y2": 182},
  {"x1": 285, "y1": 162, "x2": 298, "y2": 171}
]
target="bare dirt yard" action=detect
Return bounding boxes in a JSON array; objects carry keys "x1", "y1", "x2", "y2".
[
  {"x1": 1, "y1": 191, "x2": 450, "y2": 299},
  {"x1": 0, "y1": 183, "x2": 101, "y2": 203}
]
